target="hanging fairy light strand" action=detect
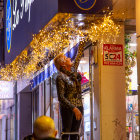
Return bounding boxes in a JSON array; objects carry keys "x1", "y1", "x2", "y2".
[{"x1": 0, "y1": 13, "x2": 121, "y2": 82}]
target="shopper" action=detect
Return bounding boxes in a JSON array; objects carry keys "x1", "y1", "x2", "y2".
[
  {"x1": 54, "y1": 41, "x2": 85, "y2": 140},
  {"x1": 23, "y1": 116, "x2": 60, "y2": 140}
]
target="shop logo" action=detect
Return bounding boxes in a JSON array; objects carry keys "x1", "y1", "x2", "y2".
[
  {"x1": 6, "y1": 0, "x2": 12, "y2": 53},
  {"x1": 74, "y1": 0, "x2": 96, "y2": 10}
]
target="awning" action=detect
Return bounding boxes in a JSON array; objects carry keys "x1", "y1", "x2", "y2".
[{"x1": 30, "y1": 42, "x2": 79, "y2": 90}]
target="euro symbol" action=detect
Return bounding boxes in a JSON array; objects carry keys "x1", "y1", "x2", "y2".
[{"x1": 79, "y1": 0, "x2": 88, "y2": 3}]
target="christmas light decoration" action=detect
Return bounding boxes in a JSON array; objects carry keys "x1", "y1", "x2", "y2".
[{"x1": 0, "y1": 13, "x2": 121, "y2": 82}]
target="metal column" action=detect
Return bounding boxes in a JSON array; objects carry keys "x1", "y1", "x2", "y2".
[
  {"x1": 89, "y1": 46, "x2": 94, "y2": 140},
  {"x1": 136, "y1": 0, "x2": 140, "y2": 139},
  {"x1": 14, "y1": 81, "x2": 17, "y2": 140}
]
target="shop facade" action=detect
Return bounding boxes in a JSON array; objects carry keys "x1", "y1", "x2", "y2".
[
  {"x1": 1, "y1": 0, "x2": 138, "y2": 140},
  {"x1": 0, "y1": 82, "x2": 15, "y2": 140},
  {"x1": 30, "y1": 41, "x2": 95, "y2": 140}
]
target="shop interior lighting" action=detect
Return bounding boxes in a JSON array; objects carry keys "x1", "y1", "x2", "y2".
[
  {"x1": 77, "y1": 14, "x2": 83, "y2": 21},
  {"x1": 134, "y1": 33, "x2": 137, "y2": 35},
  {"x1": 80, "y1": 61, "x2": 87, "y2": 64},
  {"x1": 129, "y1": 43, "x2": 137, "y2": 47},
  {"x1": 78, "y1": 22, "x2": 85, "y2": 26},
  {"x1": 78, "y1": 18, "x2": 83, "y2": 21}
]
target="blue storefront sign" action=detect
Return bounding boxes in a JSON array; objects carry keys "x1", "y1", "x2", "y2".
[
  {"x1": 6, "y1": 0, "x2": 12, "y2": 53},
  {"x1": 58, "y1": 0, "x2": 112, "y2": 14},
  {"x1": 4, "y1": 0, "x2": 58, "y2": 64},
  {"x1": 4, "y1": 0, "x2": 112, "y2": 64}
]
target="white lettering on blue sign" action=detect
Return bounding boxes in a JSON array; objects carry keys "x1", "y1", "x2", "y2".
[
  {"x1": 12, "y1": 0, "x2": 34, "y2": 30},
  {"x1": 6, "y1": 0, "x2": 12, "y2": 53},
  {"x1": 20, "y1": 0, "x2": 24, "y2": 19}
]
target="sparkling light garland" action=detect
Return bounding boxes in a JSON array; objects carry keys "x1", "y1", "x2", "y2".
[{"x1": 0, "y1": 14, "x2": 121, "y2": 82}]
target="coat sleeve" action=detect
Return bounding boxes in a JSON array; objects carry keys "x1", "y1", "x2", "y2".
[
  {"x1": 73, "y1": 41, "x2": 85, "y2": 70},
  {"x1": 56, "y1": 76, "x2": 75, "y2": 110}
]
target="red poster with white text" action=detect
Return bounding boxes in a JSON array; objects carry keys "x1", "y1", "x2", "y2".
[{"x1": 103, "y1": 44, "x2": 123, "y2": 66}]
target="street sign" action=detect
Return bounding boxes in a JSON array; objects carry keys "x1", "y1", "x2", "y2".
[{"x1": 103, "y1": 44, "x2": 123, "y2": 66}]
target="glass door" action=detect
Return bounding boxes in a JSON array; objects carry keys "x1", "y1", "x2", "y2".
[
  {"x1": 83, "y1": 92, "x2": 90, "y2": 140},
  {"x1": 32, "y1": 86, "x2": 39, "y2": 123},
  {"x1": 44, "y1": 77, "x2": 51, "y2": 117},
  {"x1": 78, "y1": 47, "x2": 95, "y2": 140},
  {"x1": 51, "y1": 73, "x2": 60, "y2": 139}
]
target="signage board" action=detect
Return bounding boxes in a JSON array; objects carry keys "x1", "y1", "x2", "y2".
[
  {"x1": 58, "y1": 0, "x2": 112, "y2": 14},
  {"x1": 4, "y1": 0, "x2": 113, "y2": 64},
  {"x1": 74, "y1": 0, "x2": 96, "y2": 10},
  {"x1": 103, "y1": 44, "x2": 123, "y2": 66},
  {"x1": 4, "y1": 0, "x2": 58, "y2": 64},
  {"x1": 0, "y1": 81, "x2": 14, "y2": 99},
  {"x1": 6, "y1": 0, "x2": 12, "y2": 53}
]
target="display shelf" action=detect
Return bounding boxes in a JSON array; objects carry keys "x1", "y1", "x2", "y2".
[
  {"x1": 126, "y1": 110, "x2": 138, "y2": 113},
  {"x1": 126, "y1": 109, "x2": 139, "y2": 140}
]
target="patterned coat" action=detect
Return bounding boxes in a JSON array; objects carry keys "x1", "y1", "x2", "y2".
[{"x1": 56, "y1": 42, "x2": 84, "y2": 110}]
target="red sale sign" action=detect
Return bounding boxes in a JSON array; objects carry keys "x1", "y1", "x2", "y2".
[{"x1": 103, "y1": 44, "x2": 123, "y2": 66}]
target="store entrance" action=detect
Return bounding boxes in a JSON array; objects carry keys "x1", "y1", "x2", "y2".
[
  {"x1": 32, "y1": 86, "x2": 39, "y2": 122},
  {"x1": 78, "y1": 48, "x2": 92, "y2": 140}
]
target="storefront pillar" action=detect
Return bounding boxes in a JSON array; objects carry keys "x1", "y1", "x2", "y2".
[
  {"x1": 136, "y1": 0, "x2": 140, "y2": 139},
  {"x1": 94, "y1": 25, "x2": 126, "y2": 140},
  {"x1": 14, "y1": 81, "x2": 17, "y2": 140}
]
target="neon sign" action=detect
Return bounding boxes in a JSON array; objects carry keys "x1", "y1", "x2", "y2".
[{"x1": 74, "y1": 0, "x2": 96, "y2": 10}]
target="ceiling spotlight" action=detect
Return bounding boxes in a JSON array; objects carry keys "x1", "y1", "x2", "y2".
[
  {"x1": 78, "y1": 22, "x2": 85, "y2": 26},
  {"x1": 134, "y1": 33, "x2": 137, "y2": 35},
  {"x1": 129, "y1": 43, "x2": 137, "y2": 47},
  {"x1": 80, "y1": 61, "x2": 86, "y2": 64}
]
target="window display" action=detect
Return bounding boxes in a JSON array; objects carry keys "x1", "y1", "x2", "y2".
[
  {"x1": 78, "y1": 48, "x2": 93, "y2": 140},
  {"x1": 125, "y1": 34, "x2": 138, "y2": 140},
  {"x1": 126, "y1": 95, "x2": 139, "y2": 140}
]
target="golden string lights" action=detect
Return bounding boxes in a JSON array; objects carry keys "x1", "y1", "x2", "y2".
[
  {"x1": 88, "y1": 15, "x2": 121, "y2": 43},
  {"x1": 0, "y1": 13, "x2": 121, "y2": 82}
]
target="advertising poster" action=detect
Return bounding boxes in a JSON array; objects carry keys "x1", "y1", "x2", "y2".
[
  {"x1": 103, "y1": 44, "x2": 123, "y2": 66},
  {"x1": 0, "y1": 81, "x2": 14, "y2": 99}
]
